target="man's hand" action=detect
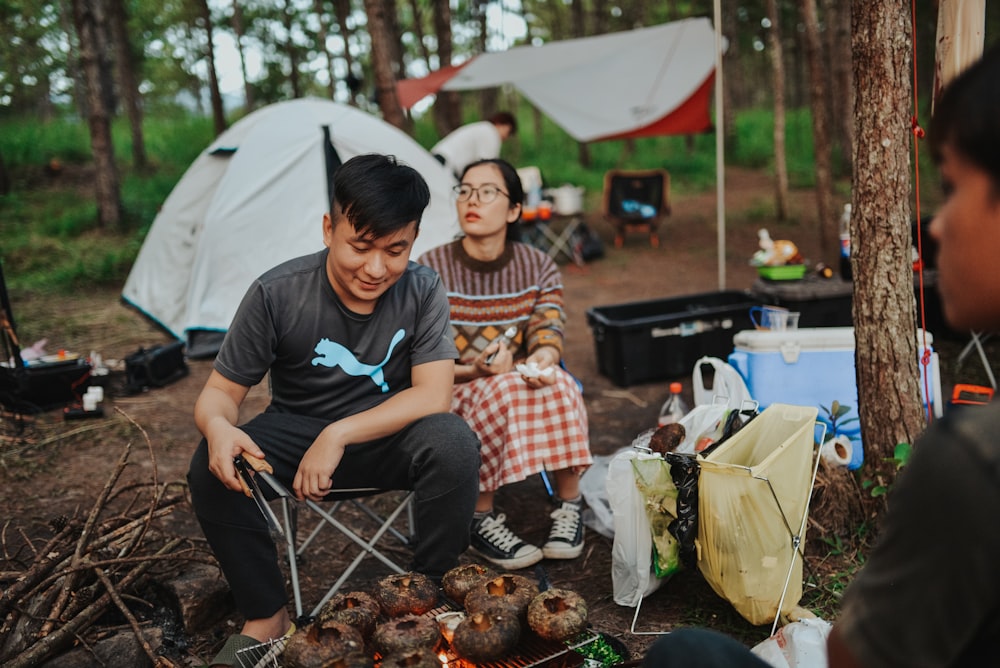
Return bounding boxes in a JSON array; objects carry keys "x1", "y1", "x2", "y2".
[
  {"x1": 205, "y1": 421, "x2": 267, "y2": 494},
  {"x1": 294, "y1": 428, "x2": 348, "y2": 502}
]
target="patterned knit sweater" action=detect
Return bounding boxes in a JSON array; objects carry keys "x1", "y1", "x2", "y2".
[{"x1": 418, "y1": 239, "x2": 565, "y2": 362}]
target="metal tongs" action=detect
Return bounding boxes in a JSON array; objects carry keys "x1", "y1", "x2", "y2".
[
  {"x1": 234, "y1": 453, "x2": 285, "y2": 539},
  {"x1": 485, "y1": 325, "x2": 518, "y2": 365}
]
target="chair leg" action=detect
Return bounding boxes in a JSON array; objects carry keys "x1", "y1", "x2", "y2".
[
  {"x1": 614, "y1": 232, "x2": 625, "y2": 248},
  {"x1": 650, "y1": 231, "x2": 660, "y2": 248}
]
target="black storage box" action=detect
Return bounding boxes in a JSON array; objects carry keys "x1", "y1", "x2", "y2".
[
  {"x1": 586, "y1": 290, "x2": 761, "y2": 387},
  {"x1": 125, "y1": 341, "x2": 188, "y2": 394},
  {"x1": 751, "y1": 270, "x2": 960, "y2": 338},
  {"x1": 751, "y1": 276, "x2": 853, "y2": 328},
  {"x1": 0, "y1": 358, "x2": 92, "y2": 413}
]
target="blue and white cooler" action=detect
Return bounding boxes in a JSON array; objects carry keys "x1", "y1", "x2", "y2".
[{"x1": 727, "y1": 327, "x2": 941, "y2": 469}]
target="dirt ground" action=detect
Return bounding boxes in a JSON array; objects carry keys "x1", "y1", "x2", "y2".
[{"x1": 3, "y1": 168, "x2": 993, "y2": 665}]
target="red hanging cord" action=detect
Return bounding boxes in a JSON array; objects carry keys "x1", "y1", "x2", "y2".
[{"x1": 910, "y1": 0, "x2": 933, "y2": 423}]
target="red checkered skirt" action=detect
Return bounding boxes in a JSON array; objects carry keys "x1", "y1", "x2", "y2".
[{"x1": 451, "y1": 368, "x2": 592, "y2": 492}]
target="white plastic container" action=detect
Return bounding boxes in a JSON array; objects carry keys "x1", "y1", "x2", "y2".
[{"x1": 728, "y1": 327, "x2": 941, "y2": 469}]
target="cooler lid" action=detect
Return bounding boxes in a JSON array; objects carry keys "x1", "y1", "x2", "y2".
[
  {"x1": 733, "y1": 327, "x2": 934, "y2": 353},
  {"x1": 732, "y1": 327, "x2": 856, "y2": 352}
]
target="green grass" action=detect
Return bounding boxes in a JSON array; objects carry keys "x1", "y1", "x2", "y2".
[{"x1": 0, "y1": 103, "x2": 886, "y2": 294}]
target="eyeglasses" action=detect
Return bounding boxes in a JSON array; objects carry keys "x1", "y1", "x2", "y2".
[{"x1": 453, "y1": 184, "x2": 510, "y2": 204}]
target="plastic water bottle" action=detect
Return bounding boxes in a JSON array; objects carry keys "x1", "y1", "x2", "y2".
[{"x1": 658, "y1": 382, "x2": 689, "y2": 427}]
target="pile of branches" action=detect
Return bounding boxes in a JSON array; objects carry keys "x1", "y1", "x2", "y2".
[{"x1": 0, "y1": 416, "x2": 204, "y2": 667}]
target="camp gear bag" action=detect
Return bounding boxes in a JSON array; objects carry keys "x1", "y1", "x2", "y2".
[{"x1": 125, "y1": 341, "x2": 188, "y2": 394}]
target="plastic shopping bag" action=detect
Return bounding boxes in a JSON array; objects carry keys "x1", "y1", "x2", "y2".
[
  {"x1": 693, "y1": 356, "x2": 753, "y2": 410},
  {"x1": 608, "y1": 449, "x2": 663, "y2": 606},
  {"x1": 750, "y1": 618, "x2": 831, "y2": 668}
]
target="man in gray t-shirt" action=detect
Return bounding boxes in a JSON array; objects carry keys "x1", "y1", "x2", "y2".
[{"x1": 188, "y1": 154, "x2": 480, "y2": 666}]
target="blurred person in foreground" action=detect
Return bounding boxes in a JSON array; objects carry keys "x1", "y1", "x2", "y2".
[
  {"x1": 418, "y1": 158, "x2": 592, "y2": 570},
  {"x1": 642, "y1": 43, "x2": 1000, "y2": 668},
  {"x1": 188, "y1": 154, "x2": 480, "y2": 667},
  {"x1": 431, "y1": 112, "x2": 518, "y2": 180}
]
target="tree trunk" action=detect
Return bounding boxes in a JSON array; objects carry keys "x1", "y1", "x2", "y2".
[
  {"x1": 474, "y1": 0, "x2": 496, "y2": 117},
  {"x1": 431, "y1": 0, "x2": 460, "y2": 133},
  {"x1": 57, "y1": 0, "x2": 89, "y2": 119},
  {"x1": 721, "y1": 4, "x2": 739, "y2": 149},
  {"x1": 231, "y1": 0, "x2": 254, "y2": 111},
  {"x1": 852, "y1": 0, "x2": 925, "y2": 497},
  {"x1": 106, "y1": 0, "x2": 146, "y2": 170},
  {"x1": 69, "y1": 0, "x2": 121, "y2": 230},
  {"x1": 314, "y1": 0, "x2": 336, "y2": 99},
  {"x1": 195, "y1": 0, "x2": 226, "y2": 135},
  {"x1": 407, "y1": 0, "x2": 431, "y2": 68},
  {"x1": 280, "y1": 0, "x2": 302, "y2": 98},
  {"x1": 363, "y1": 0, "x2": 406, "y2": 128},
  {"x1": 822, "y1": 0, "x2": 854, "y2": 176},
  {"x1": 0, "y1": 150, "x2": 10, "y2": 196},
  {"x1": 799, "y1": 0, "x2": 836, "y2": 267},
  {"x1": 333, "y1": 0, "x2": 360, "y2": 106},
  {"x1": 766, "y1": 0, "x2": 789, "y2": 221}
]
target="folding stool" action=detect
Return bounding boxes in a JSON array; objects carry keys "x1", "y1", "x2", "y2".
[{"x1": 236, "y1": 455, "x2": 415, "y2": 623}]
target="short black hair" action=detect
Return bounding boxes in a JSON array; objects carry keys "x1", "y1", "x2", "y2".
[
  {"x1": 488, "y1": 111, "x2": 518, "y2": 136},
  {"x1": 930, "y1": 43, "x2": 1000, "y2": 191},
  {"x1": 331, "y1": 153, "x2": 430, "y2": 238}
]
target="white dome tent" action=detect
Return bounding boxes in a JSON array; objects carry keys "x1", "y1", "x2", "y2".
[{"x1": 121, "y1": 98, "x2": 461, "y2": 358}]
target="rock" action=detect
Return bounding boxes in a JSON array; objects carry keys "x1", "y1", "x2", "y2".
[
  {"x1": 157, "y1": 562, "x2": 233, "y2": 634},
  {"x1": 40, "y1": 627, "x2": 163, "y2": 667}
]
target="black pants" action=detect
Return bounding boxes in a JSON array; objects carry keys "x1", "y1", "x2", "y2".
[{"x1": 188, "y1": 411, "x2": 481, "y2": 619}]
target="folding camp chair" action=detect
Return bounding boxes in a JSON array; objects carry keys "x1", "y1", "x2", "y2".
[
  {"x1": 601, "y1": 169, "x2": 671, "y2": 248},
  {"x1": 235, "y1": 455, "x2": 415, "y2": 624},
  {"x1": 957, "y1": 331, "x2": 997, "y2": 390}
]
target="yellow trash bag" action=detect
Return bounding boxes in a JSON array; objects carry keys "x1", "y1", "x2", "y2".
[{"x1": 696, "y1": 403, "x2": 819, "y2": 626}]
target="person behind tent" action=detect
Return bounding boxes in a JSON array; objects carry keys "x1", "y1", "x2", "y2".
[
  {"x1": 418, "y1": 158, "x2": 592, "y2": 570},
  {"x1": 431, "y1": 112, "x2": 518, "y2": 181},
  {"x1": 188, "y1": 153, "x2": 481, "y2": 666},
  {"x1": 638, "y1": 42, "x2": 1000, "y2": 668}
]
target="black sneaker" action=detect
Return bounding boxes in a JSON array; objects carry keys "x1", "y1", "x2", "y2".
[
  {"x1": 542, "y1": 499, "x2": 584, "y2": 559},
  {"x1": 470, "y1": 512, "x2": 543, "y2": 570}
]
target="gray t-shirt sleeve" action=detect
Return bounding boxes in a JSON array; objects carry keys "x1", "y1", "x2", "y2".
[
  {"x1": 834, "y1": 407, "x2": 1000, "y2": 666},
  {"x1": 409, "y1": 270, "x2": 458, "y2": 366}
]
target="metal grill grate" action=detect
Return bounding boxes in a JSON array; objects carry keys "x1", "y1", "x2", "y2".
[{"x1": 236, "y1": 602, "x2": 598, "y2": 668}]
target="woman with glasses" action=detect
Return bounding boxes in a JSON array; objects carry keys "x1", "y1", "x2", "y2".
[{"x1": 419, "y1": 158, "x2": 592, "y2": 571}]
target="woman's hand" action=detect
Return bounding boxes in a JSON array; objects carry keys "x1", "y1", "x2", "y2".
[{"x1": 521, "y1": 346, "x2": 560, "y2": 388}]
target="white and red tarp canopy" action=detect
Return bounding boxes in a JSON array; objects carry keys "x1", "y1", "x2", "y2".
[{"x1": 398, "y1": 17, "x2": 719, "y2": 143}]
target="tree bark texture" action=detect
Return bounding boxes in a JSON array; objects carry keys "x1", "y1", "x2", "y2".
[
  {"x1": 363, "y1": 0, "x2": 406, "y2": 129},
  {"x1": 195, "y1": 0, "x2": 226, "y2": 135},
  {"x1": 431, "y1": 0, "x2": 460, "y2": 133},
  {"x1": 798, "y1": 0, "x2": 837, "y2": 266},
  {"x1": 69, "y1": 0, "x2": 121, "y2": 230},
  {"x1": 851, "y1": 0, "x2": 926, "y2": 487},
  {"x1": 765, "y1": 0, "x2": 789, "y2": 221},
  {"x1": 106, "y1": 0, "x2": 146, "y2": 169},
  {"x1": 231, "y1": 0, "x2": 254, "y2": 111}
]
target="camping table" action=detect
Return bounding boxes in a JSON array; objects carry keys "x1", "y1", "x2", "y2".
[{"x1": 522, "y1": 212, "x2": 584, "y2": 267}]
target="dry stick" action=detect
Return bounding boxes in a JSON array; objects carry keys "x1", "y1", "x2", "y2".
[
  {"x1": 20, "y1": 503, "x2": 183, "y2": 602},
  {"x1": 40, "y1": 441, "x2": 133, "y2": 637},
  {"x1": 5, "y1": 538, "x2": 183, "y2": 668},
  {"x1": 91, "y1": 564, "x2": 159, "y2": 666},
  {"x1": 0, "y1": 522, "x2": 77, "y2": 619},
  {"x1": 115, "y1": 409, "x2": 161, "y2": 560}
]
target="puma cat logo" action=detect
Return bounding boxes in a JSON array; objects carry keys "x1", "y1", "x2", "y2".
[{"x1": 310, "y1": 329, "x2": 405, "y2": 393}]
